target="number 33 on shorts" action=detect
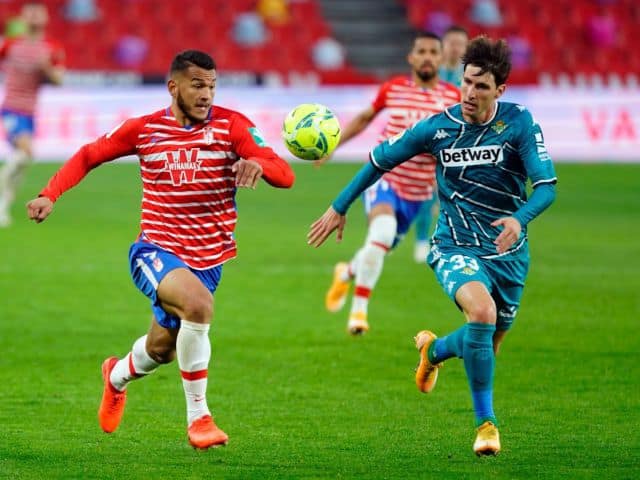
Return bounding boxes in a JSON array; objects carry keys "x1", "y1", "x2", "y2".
[{"x1": 430, "y1": 250, "x2": 489, "y2": 298}]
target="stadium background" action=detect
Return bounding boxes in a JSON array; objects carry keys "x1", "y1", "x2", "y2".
[{"x1": 1, "y1": 1, "x2": 639, "y2": 479}]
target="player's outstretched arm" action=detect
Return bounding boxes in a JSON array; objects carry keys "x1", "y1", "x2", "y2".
[
  {"x1": 26, "y1": 196, "x2": 54, "y2": 223},
  {"x1": 307, "y1": 206, "x2": 346, "y2": 247}
]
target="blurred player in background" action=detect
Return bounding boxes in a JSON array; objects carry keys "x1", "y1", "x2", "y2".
[
  {"x1": 321, "y1": 32, "x2": 460, "y2": 335},
  {"x1": 308, "y1": 36, "x2": 557, "y2": 455},
  {"x1": 411, "y1": 25, "x2": 470, "y2": 261},
  {"x1": 27, "y1": 50, "x2": 295, "y2": 449},
  {"x1": 0, "y1": 3, "x2": 64, "y2": 226},
  {"x1": 438, "y1": 25, "x2": 469, "y2": 86}
]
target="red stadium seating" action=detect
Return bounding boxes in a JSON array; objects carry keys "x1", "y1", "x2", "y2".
[
  {"x1": 0, "y1": 0, "x2": 363, "y2": 83},
  {"x1": 401, "y1": 0, "x2": 639, "y2": 85},
  {"x1": 2, "y1": 0, "x2": 634, "y2": 85}
]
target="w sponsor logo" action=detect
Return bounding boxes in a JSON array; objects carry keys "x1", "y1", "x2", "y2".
[
  {"x1": 165, "y1": 148, "x2": 202, "y2": 186},
  {"x1": 440, "y1": 145, "x2": 503, "y2": 166}
]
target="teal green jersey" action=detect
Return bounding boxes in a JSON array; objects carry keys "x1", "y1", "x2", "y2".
[
  {"x1": 370, "y1": 102, "x2": 557, "y2": 259},
  {"x1": 439, "y1": 64, "x2": 464, "y2": 87}
]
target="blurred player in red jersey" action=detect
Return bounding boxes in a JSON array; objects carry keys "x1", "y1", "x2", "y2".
[
  {"x1": 321, "y1": 32, "x2": 460, "y2": 335},
  {"x1": 26, "y1": 50, "x2": 295, "y2": 449},
  {"x1": 0, "y1": 3, "x2": 64, "y2": 226}
]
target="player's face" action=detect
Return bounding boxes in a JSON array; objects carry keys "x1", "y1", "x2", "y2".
[
  {"x1": 169, "y1": 65, "x2": 216, "y2": 125},
  {"x1": 22, "y1": 4, "x2": 48, "y2": 32},
  {"x1": 408, "y1": 37, "x2": 442, "y2": 83},
  {"x1": 460, "y1": 65, "x2": 506, "y2": 123},
  {"x1": 442, "y1": 32, "x2": 468, "y2": 64}
]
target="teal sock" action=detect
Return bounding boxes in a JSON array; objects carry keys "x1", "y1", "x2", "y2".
[
  {"x1": 463, "y1": 323, "x2": 497, "y2": 426},
  {"x1": 428, "y1": 324, "x2": 467, "y2": 363},
  {"x1": 414, "y1": 197, "x2": 435, "y2": 242}
]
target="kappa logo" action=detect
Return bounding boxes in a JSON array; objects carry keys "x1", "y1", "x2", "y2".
[
  {"x1": 440, "y1": 145, "x2": 503, "y2": 166},
  {"x1": 433, "y1": 129, "x2": 450, "y2": 140},
  {"x1": 165, "y1": 148, "x2": 202, "y2": 186}
]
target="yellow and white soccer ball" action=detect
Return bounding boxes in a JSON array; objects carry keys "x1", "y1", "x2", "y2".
[{"x1": 282, "y1": 103, "x2": 341, "y2": 161}]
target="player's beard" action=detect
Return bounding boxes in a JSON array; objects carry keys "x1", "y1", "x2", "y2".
[
  {"x1": 177, "y1": 92, "x2": 208, "y2": 125},
  {"x1": 415, "y1": 68, "x2": 437, "y2": 82}
]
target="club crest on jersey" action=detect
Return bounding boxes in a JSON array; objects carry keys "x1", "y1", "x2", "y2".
[
  {"x1": 165, "y1": 148, "x2": 202, "y2": 186},
  {"x1": 440, "y1": 145, "x2": 503, "y2": 166},
  {"x1": 491, "y1": 120, "x2": 508, "y2": 134},
  {"x1": 203, "y1": 127, "x2": 214, "y2": 145}
]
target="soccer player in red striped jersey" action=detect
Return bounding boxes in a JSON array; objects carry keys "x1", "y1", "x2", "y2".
[
  {"x1": 323, "y1": 32, "x2": 460, "y2": 335},
  {"x1": 0, "y1": 3, "x2": 64, "y2": 226},
  {"x1": 26, "y1": 50, "x2": 295, "y2": 449}
]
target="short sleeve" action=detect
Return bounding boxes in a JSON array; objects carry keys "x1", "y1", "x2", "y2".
[{"x1": 371, "y1": 82, "x2": 391, "y2": 113}]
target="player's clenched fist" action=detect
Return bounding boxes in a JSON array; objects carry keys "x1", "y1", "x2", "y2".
[
  {"x1": 232, "y1": 158, "x2": 263, "y2": 189},
  {"x1": 26, "y1": 196, "x2": 53, "y2": 223}
]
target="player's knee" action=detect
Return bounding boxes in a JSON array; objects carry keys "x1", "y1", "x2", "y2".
[
  {"x1": 14, "y1": 138, "x2": 33, "y2": 159},
  {"x1": 181, "y1": 293, "x2": 213, "y2": 324},
  {"x1": 147, "y1": 345, "x2": 175, "y2": 364},
  {"x1": 466, "y1": 301, "x2": 497, "y2": 325},
  {"x1": 366, "y1": 214, "x2": 397, "y2": 248}
]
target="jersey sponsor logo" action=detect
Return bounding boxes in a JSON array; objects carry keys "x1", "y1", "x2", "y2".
[
  {"x1": 165, "y1": 148, "x2": 202, "y2": 186},
  {"x1": 249, "y1": 127, "x2": 268, "y2": 147},
  {"x1": 440, "y1": 145, "x2": 503, "y2": 166},
  {"x1": 433, "y1": 129, "x2": 450, "y2": 140}
]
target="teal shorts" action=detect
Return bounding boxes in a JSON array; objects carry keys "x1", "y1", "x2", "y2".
[{"x1": 427, "y1": 243, "x2": 529, "y2": 330}]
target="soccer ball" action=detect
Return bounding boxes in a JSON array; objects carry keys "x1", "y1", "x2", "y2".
[{"x1": 282, "y1": 103, "x2": 341, "y2": 161}]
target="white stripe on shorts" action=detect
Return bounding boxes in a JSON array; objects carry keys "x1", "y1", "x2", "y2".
[{"x1": 136, "y1": 258, "x2": 159, "y2": 289}]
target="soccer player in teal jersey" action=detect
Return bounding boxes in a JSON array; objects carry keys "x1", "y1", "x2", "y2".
[
  {"x1": 413, "y1": 26, "x2": 470, "y2": 263},
  {"x1": 308, "y1": 36, "x2": 557, "y2": 456}
]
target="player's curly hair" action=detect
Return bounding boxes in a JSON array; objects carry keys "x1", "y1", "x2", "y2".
[
  {"x1": 170, "y1": 50, "x2": 216, "y2": 73},
  {"x1": 462, "y1": 36, "x2": 511, "y2": 86}
]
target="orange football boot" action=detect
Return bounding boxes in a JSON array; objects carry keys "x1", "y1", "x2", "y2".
[
  {"x1": 98, "y1": 356, "x2": 127, "y2": 433},
  {"x1": 473, "y1": 421, "x2": 501, "y2": 456},
  {"x1": 347, "y1": 311, "x2": 369, "y2": 336},
  {"x1": 325, "y1": 262, "x2": 351, "y2": 312},
  {"x1": 188, "y1": 415, "x2": 229, "y2": 449},
  {"x1": 414, "y1": 330, "x2": 442, "y2": 393}
]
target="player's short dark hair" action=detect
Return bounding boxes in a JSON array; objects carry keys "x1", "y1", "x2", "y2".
[
  {"x1": 170, "y1": 50, "x2": 216, "y2": 74},
  {"x1": 462, "y1": 36, "x2": 511, "y2": 86},
  {"x1": 443, "y1": 25, "x2": 468, "y2": 37},
  {"x1": 414, "y1": 31, "x2": 441, "y2": 44}
]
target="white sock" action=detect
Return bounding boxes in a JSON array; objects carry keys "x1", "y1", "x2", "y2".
[
  {"x1": 109, "y1": 335, "x2": 160, "y2": 391},
  {"x1": 0, "y1": 149, "x2": 30, "y2": 206},
  {"x1": 344, "y1": 249, "x2": 363, "y2": 282},
  {"x1": 350, "y1": 215, "x2": 396, "y2": 315},
  {"x1": 177, "y1": 319, "x2": 212, "y2": 425}
]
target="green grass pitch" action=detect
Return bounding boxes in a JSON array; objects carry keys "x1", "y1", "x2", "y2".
[{"x1": 0, "y1": 162, "x2": 638, "y2": 479}]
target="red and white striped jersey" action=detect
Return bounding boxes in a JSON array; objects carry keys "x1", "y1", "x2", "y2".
[
  {"x1": 371, "y1": 76, "x2": 460, "y2": 201},
  {"x1": 0, "y1": 36, "x2": 64, "y2": 115},
  {"x1": 40, "y1": 106, "x2": 294, "y2": 269}
]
